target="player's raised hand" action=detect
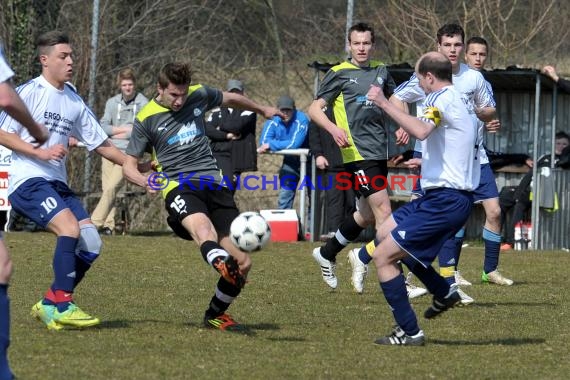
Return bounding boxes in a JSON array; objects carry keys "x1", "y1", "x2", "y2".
[
  {"x1": 367, "y1": 84, "x2": 387, "y2": 106},
  {"x1": 261, "y1": 106, "x2": 285, "y2": 120}
]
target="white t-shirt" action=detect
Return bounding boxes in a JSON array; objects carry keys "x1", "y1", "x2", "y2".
[
  {"x1": 0, "y1": 75, "x2": 107, "y2": 194},
  {"x1": 394, "y1": 63, "x2": 496, "y2": 164},
  {"x1": 0, "y1": 52, "x2": 14, "y2": 83},
  {"x1": 418, "y1": 85, "x2": 480, "y2": 191}
]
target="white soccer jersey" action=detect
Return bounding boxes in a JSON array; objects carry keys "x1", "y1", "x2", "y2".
[
  {"x1": 393, "y1": 73, "x2": 425, "y2": 113},
  {"x1": 0, "y1": 75, "x2": 107, "y2": 194},
  {"x1": 474, "y1": 79, "x2": 496, "y2": 164},
  {"x1": 0, "y1": 52, "x2": 14, "y2": 83},
  {"x1": 394, "y1": 63, "x2": 496, "y2": 163},
  {"x1": 419, "y1": 85, "x2": 480, "y2": 191}
]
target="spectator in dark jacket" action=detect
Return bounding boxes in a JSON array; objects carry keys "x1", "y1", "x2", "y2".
[
  {"x1": 206, "y1": 79, "x2": 257, "y2": 191},
  {"x1": 500, "y1": 131, "x2": 570, "y2": 250},
  {"x1": 309, "y1": 109, "x2": 355, "y2": 239}
]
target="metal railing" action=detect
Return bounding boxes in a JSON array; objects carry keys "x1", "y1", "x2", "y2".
[{"x1": 267, "y1": 148, "x2": 315, "y2": 241}]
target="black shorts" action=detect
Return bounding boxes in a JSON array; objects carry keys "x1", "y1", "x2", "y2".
[
  {"x1": 343, "y1": 160, "x2": 389, "y2": 198},
  {"x1": 164, "y1": 183, "x2": 239, "y2": 241}
]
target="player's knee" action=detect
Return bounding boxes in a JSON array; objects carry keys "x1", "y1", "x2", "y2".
[
  {"x1": 76, "y1": 224, "x2": 102, "y2": 265},
  {"x1": 0, "y1": 241, "x2": 13, "y2": 284},
  {"x1": 486, "y1": 205, "x2": 502, "y2": 225},
  {"x1": 0, "y1": 257, "x2": 12, "y2": 284}
]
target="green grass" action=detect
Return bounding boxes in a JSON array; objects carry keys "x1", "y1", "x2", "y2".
[{"x1": 5, "y1": 232, "x2": 570, "y2": 379}]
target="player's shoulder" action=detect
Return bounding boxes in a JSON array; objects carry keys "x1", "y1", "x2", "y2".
[
  {"x1": 136, "y1": 99, "x2": 169, "y2": 123},
  {"x1": 370, "y1": 59, "x2": 387, "y2": 69},
  {"x1": 62, "y1": 82, "x2": 88, "y2": 104},
  {"x1": 459, "y1": 63, "x2": 485, "y2": 80},
  {"x1": 188, "y1": 83, "x2": 205, "y2": 95},
  {"x1": 424, "y1": 86, "x2": 454, "y2": 106},
  {"x1": 14, "y1": 77, "x2": 41, "y2": 99},
  {"x1": 330, "y1": 61, "x2": 351, "y2": 72}
]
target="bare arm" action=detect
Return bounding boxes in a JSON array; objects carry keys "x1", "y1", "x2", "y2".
[
  {"x1": 94, "y1": 139, "x2": 127, "y2": 166},
  {"x1": 368, "y1": 86, "x2": 436, "y2": 140},
  {"x1": 307, "y1": 98, "x2": 350, "y2": 148},
  {"x1": 0, "y1": 82, "x2": 49, "y2": 144},
  {"x1": 122, "y1": 154, "x2": 153, "y2": 190},
  {"x1": 389, "y1": 95, "x2": 409, "y2": 113},
  {"x1": 475, "y1": 106, "x2": 497, "y2": 123},
  {"x1": 0, "y1": 130, "x2": 66, "y2": 161},
  {"x1": 222, "y1": 92, "x2": 283, "y2": 120}
]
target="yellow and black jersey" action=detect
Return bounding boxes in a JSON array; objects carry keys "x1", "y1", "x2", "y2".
[
  {"x1": 317, "y1": 60, "x2": 396, "y2": 163},
  {"x1": 127, "y1": 84, "x2": 223, "y2": 197}
]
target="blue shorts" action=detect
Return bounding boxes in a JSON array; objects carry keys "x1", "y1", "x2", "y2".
[
  {"x1": 391, "y1": 188, "x2": 473, "y2": 267},
  {"x1": 472, "y1": 163, "x2": 499, "y2": 203},
  {"x1": 8, "y1": 178, "x2": 89, "y2": 228}
]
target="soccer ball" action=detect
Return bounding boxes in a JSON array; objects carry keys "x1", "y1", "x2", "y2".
[{"x1": 230, "y1": 211, "x2": 271, "y2": 252}]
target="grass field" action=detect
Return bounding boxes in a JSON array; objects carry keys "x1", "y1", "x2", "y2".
[{"x1": 5, "y1": 232, "x2": 570, "y2": 379}]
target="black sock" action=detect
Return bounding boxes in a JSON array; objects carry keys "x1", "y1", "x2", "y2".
[
  {"x1": 205, "y1": 277, "x2": 241, "y2": 318},
  {"x1": 200, "y1": 240, "x2": 229, "y2": 266},
  {"x1": 321, "y1": 214, "x2": 364, "y2": 261}
]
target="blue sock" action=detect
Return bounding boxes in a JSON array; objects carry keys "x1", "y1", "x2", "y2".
[
  {"x1": 483, "y1": 228, "x2": 501, "y2": 274},
  {"x1": 453, "y1": 228, "x2": 465, "y2": 267},
  {"x1": 438, "y1": 228, "x2": 465, "y2": 286},
  {"x1": 380, "y1": 274, "x2": 420, "y2": 336},
  {"x1": 409, "y1": 264, "x2": 450, "y2": 299},
  {"x1": 53, "y1": 236, "x2": 78, "y2": 311},
  {"x1": 74, "y1": 251, "x2": 96, "y2": 289},
  {"x1": 358, "y1": 238, "x2": 379, "y2": 265},
  {"x1": 0, "y1": 284, "x2": 13, "y2": 380}
]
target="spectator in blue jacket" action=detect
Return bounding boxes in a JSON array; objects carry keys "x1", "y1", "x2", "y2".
[{"x1": 258, "y1": 95, "x2": 309, "y2": 209}]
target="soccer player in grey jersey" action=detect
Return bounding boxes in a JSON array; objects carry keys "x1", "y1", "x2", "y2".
[{"x1": 123, "y1": 63, "x2": 282, "y2": 331}]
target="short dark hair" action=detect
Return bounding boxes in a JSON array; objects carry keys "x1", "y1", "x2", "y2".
[
  {"x1": 36, "y1": 30, "x2": 70, "y2": 56},
  {"x1": 437, "y1": 23, "x2": 465, "y2": 44},
  {"x1": 417, "y1": 53, "x2": 452, "y2": 82},
  {"x1": 348, "y1": 22, "x2": 375, "y2": 43},
  {"x1": 466, "y1": 36, "x2": 488, "y2": 51},
  {"x1": 555, "y1": 131, "x2": 570, "y2": 141},
  {"x1": 157, "y1": 63, "x2": 192, "y2": 88}
]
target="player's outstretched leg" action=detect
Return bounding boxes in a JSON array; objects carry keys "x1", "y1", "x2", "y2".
[
  {"x1": 203, "y1": 277, "x2": 245, "y2": 332},
  {"x1": 347, "y1": 248, "x2": 367, "y2": 293},
  {"x1": 312, "y1": 214, "x2": 364, "y2": 289},
  {"x1": 376, "y1": 272, "x2": 425, "y2": 346},
  {"x1": 312, "y1": 247, "x2": 337, "y2": 289},
  {"x1": 481, "y1": 228, "x2": 513, "y2": 286},
  {"x1": 200, "y1": 241, "x2": 246, "y2": 289},
  {"x1": 424, "y1": 284, "x2": 461, "y2": 319}
]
